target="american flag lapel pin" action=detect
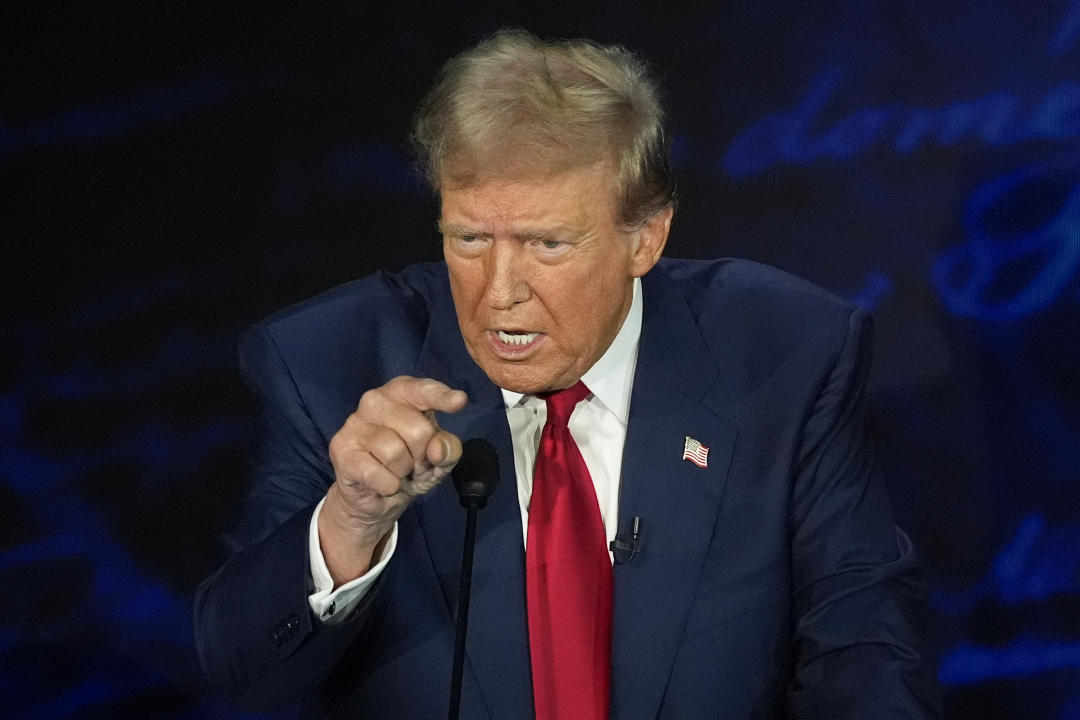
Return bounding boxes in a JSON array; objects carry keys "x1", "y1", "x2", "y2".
[{"x1": 682, "y1": 436, "x2": 709, "y2": 468}]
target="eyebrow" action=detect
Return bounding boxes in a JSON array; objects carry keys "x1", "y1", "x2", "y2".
[{"x1": 436, "y1": 220, "x2": 490, "y2": 238}]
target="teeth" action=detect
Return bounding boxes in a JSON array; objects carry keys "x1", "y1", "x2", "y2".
[{"x1": 498, "y1": 330, "x2": 539, "y2": 346}]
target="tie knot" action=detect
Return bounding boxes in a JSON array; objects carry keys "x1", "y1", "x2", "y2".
[{"x1": 540, "y1": 381, "x2": 590, "y2": 426}]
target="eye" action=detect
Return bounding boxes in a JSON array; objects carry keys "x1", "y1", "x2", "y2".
[
  {"x1": 447, "y1": 234, "x2": 490, "y2": 256},
  {"x1": 529, "y1": 238, "x2": 570, "y2": 256}
]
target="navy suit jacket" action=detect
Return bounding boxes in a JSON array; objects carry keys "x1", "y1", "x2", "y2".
[{"x1": 195, "y1": 258, "x2": 941, "y2": 719}]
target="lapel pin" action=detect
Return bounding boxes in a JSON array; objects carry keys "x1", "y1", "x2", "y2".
[{"x1": 682, "y1": 436, "x2": 709, "y2": 468}]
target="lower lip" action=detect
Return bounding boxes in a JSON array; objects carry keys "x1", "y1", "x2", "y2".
[{"x1": 488, "y1": 331, "x2": 545, "y2": 358}]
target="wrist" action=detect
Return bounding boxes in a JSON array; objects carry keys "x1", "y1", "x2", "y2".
[{"x1": 319, "y1": 487, "x2": 393, "y2": 587}]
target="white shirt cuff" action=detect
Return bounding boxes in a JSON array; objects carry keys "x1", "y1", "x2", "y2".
[{"x1": 307, "y1": 496, "x2": 398, "y2": 625}]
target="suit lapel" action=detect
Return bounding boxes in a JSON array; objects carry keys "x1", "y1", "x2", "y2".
[
  {"x1": 410, "y1": 271, "x2": 533, "y2": 719},
  {"x1": 610, "y1": 269, "x2": 738, "y2": 719}
]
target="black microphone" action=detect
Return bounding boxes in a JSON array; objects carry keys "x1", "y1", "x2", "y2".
[
  {"x1": 453, "y1": 438, "x2": 500, "y2": 510},
  {"x1": 609, "y1": 515, "x2": 643, "y2": 565},
  {"x1": 448, "y1": 438, "x2": 499, "y2": 720}
]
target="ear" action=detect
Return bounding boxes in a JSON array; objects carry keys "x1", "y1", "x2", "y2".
[{"x1": 629, "y1": 206, "x2": 673, "y2": 278}]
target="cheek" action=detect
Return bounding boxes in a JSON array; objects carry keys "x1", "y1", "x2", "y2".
[
  {"x1": 547, "y1": 278, "x2": 602, "y2": 328},
  {"x1": 552, "y1": 265, "x2": 632, "y2": 338}
]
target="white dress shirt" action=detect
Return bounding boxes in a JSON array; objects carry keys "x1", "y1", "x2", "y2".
[{"x1": 308, "y1": 278, "x2": 643, "y2": 623}]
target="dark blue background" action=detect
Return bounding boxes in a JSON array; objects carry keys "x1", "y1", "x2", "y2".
[{"x1": 3, "y1": 2, "x2": 1078, "y2": 718}]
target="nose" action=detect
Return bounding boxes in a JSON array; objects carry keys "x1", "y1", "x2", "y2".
[{"x1": 484, "y1": 239, "x2": 531, "y2": 310}]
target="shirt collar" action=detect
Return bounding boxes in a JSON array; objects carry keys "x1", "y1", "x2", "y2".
[{"x1": 500, "y1": 277, "x2": 642, "y2": 424}]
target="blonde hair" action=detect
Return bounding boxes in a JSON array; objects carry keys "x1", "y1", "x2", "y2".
[{"x1": 412, "y1": 29, "x2": 676, "y2": 228}]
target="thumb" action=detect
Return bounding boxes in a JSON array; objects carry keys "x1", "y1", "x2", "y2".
[{"x1": 427, "y1": 430, "x2": 463, "y2": 468}]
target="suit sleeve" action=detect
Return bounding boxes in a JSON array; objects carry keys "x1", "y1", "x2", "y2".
[
  {"x1": 787, "y1": 308, "x2": 942, "y2": 718},
  {"x1": 193, "y1": 322, "x2": 379, "y2": 712}
]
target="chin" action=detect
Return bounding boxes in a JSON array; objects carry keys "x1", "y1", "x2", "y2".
[
  {"x1": 478, "y1": 361, "x2": 556, "y2": 395},
  {"x1": 488, "y1": 372, "x2": 547, "y2": 395}
]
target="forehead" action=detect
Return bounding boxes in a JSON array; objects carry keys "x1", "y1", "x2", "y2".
[{"x1": 439, "y1": 163, "x2": 619, "y2": 227}]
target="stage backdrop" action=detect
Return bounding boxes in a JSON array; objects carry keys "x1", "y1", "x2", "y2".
[{"x1": 3, "y1": 2, "x2": 1078, "y2": 718}]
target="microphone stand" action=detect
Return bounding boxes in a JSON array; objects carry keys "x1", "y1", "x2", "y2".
[
  {"x1": 449, "y1": 497, "x2": 480, "y2": 720},
  {"x1": 448, "y1": 438, "x2": 499, "y2": 720}
]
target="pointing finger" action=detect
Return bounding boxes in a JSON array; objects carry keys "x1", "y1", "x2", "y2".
[{"x1": 386, "y1": 376, "x2": 468, "y2": 414}]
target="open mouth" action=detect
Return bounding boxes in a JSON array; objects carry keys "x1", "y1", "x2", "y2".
[
  {"x1": 497, "y1": 330, "x2": 540, "y2": 346},
  {"x1": 489, "y1": 329, "x2": 544, "y2": 356}
]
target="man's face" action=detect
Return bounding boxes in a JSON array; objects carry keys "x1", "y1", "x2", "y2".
[{"x1": 441, "y1": 163, "x2": 670, "y2": 394}]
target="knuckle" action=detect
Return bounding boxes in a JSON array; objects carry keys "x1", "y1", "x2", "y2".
[
  {"x1": 408, "y1": 377, "x2": 445, "y2": 405},
  {"x1": 367, "y1": 430, "x2": 402, "y2": 460},
  {"x1": 328, "y1": 433, "x2": 345, "y2": 463},
  {"x1": 330, "y1": 418, "x2": 374, "y2": 463},
  {"x1": 357, "y1": 388, "x2": 385, "y2": 414},
  {"x1": 416, "y1": 376, "x2": 441, "y2": 391},
  {"x1": 387, "y1": 375, "x2": 416, "y2": 394},
  {"x1": 400, "y1": 417, "x2": 436, "y2": 450},
  {"x1": 328, "y1": 429, "x2": 358, "y2": 469}
]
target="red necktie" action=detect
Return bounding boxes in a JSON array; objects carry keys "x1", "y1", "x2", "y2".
[{"x1": 526, "y1": 381, "x2": 613, "y2": 720}]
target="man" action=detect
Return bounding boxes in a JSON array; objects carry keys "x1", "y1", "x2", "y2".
[{"x1": 195, "y1": 30, "x2": 941, "y2": 719}]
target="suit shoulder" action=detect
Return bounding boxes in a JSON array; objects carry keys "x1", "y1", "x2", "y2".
[
  {"x1": 240, "y1": 262, "x2": 448, "y2": 400},
  {"x1": 257, "y1": 262, "x2": 446, "y2": 332},
  {"x1": 652, "y1": 258, "x2": 869, "y2": 401},
  {"x1": 253, "y1": 262, "x2": 446, "y2": 348},
  {"x1": 657, "y1": 257, "x2": 855, "y2": 318}
]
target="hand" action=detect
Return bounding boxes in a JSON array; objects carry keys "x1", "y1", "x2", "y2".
[{"x1": 320, "y1": 376, "x2": 468, "y2": 585}]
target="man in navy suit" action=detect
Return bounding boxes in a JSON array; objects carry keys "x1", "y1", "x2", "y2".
[{"x1": 195, "y1": 29, "x2": 941, "y2": 718}]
